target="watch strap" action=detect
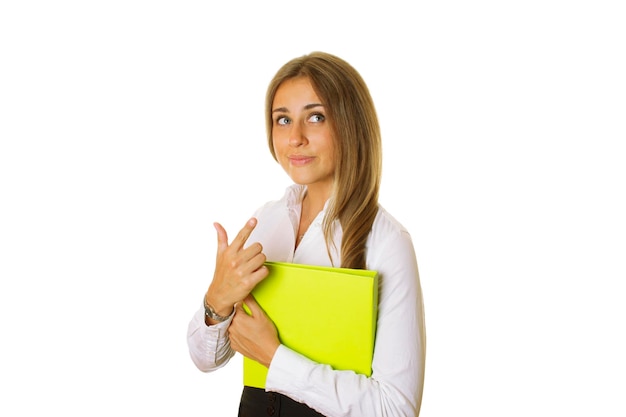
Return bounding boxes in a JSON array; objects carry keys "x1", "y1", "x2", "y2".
[{"x1": 203, "y1": 296, "x2": 233, "y2": 322}]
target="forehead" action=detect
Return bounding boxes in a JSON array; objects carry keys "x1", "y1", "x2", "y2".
[{"x1": 273, "y1": 77, "x2": 322, "y2": 109}]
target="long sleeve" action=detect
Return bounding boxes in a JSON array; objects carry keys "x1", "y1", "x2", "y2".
[
  {"x1": 187, "y1": 304, "x2": 236, "y2": 372},
  {"x1": 186, "y1": 186, "x2": 426, "y2": 416},
  {"x1": 264, "y1": 211, "x2": 426, "y2": 417},
  {"x1": 185, "y1": 191, "x2": 297, "y2": 375}
]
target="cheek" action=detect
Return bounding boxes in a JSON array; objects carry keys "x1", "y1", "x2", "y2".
[
  {"x1": 272, "y1": 137, "x2": 287, "y2": 165},
  {"x1": 326, "y1": 137, "x2": 337, "y2": 161},
  {"x1": 271, "y1": 136, "x2": 281, "y2": 156}
]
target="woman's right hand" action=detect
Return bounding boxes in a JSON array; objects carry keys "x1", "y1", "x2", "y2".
[{"x1": 204, "y1": 218, "x2": 268, "y2": 319}]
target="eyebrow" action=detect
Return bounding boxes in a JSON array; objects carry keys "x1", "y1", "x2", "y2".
[{"x1": 272, "y1": 103, "x2": 324, "y2": 114}]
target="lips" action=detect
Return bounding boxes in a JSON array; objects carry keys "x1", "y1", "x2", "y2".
[{"x1": 288, "y1": 155, "x2": 314, "y2": 166}]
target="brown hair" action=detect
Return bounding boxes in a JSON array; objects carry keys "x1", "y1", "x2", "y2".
[{"x1": 265, "y1": 51, "x2": 382, "y2": 270}]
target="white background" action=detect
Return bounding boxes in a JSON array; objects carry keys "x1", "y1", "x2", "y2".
[{"x1": 1, "y1": 1, "x2": 624, "y2": 416}]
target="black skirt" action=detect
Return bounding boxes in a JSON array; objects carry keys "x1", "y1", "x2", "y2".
[{"x1": 238, "y1": 386, "x2": 326, "y2": 417}]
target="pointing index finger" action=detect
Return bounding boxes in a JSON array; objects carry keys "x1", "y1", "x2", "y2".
[{"x1": 232, "y1": 217, "x2": 258, "y2": 250}]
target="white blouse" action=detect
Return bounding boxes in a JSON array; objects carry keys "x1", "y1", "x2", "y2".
[{"x1": 187, "y1": 185, "x2": 426, "y2": 417}]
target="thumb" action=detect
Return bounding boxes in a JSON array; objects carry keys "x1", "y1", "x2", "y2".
[
  {"x1": 243, "y1": 294, "x2": 263, "y2": 317},
  {"x1": 213, "y1": 222, "x2": 229, "y2": 252},
  {"x1": 235, "y1": 300, "x2": 248, "y2": 315}
]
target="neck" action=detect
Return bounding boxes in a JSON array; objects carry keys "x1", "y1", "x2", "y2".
[
  {"x1": 296, "y1": 185, "x2": 331, "y2": 248},
  {"x1": 302, "y1": 186, "x2": 330, "y2": 219},
  {"x1": 304, "y1": 182, "x2": 332, "y2": 207}
]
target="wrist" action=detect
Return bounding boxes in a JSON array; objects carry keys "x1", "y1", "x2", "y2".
[
  {"x1": 203, "y1": 293, "x2": 234, "y2": 322},
  {"x1": 204, "y1": 291, "x2": 233, "y2": 317}
]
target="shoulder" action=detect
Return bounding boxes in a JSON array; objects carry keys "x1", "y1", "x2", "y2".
[
  {"x1": 252, "y1": 198, "x2": 284, "y2": 219},
  {"x1": 246, "y1": 184, "x2": 302, "y2": 260},
  {"x1": 370, "y1": 205, "x2": 412, "y2": 242},
  {"x1": 253, "y1": 184, "x2": 304, "y2": 219},
  {"x1": 366, "y1": 205, "x2": 417, "y2": 271}
]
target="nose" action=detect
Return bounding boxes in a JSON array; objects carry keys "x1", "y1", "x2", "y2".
[{"x1": 288, "y1": 122, "x2": 308, "y2": 147}]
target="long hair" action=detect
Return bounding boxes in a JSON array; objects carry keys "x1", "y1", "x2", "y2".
[{"x1": 265, "y1": 51, "x2": 382, "y2": 270}]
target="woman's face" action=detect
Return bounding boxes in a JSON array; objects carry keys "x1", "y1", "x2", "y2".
[{"x1": 271, "y1": 77, "x2": 336, "y2": 197}]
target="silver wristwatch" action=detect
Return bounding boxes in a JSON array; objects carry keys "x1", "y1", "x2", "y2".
[{"x1": 203, "y1": 296, "x2": 232, "y2": 322}]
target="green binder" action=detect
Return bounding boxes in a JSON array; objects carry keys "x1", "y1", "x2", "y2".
[{"x1": 243, "y1": 261, "x2": 379, "y2": 389}]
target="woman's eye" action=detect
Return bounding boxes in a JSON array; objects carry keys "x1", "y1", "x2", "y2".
[
  {"x1": 309, "y1": 113, "x2": 325, "y2": 123},
  {"x1": 276, "y1": 116, "x2": 290, "y2": 125}
]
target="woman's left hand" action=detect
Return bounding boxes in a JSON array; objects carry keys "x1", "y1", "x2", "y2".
[{"x1": 229, "y1": 294, "x2": 280, "y2": 368}]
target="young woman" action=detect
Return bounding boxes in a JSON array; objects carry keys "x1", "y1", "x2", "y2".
[{"x1": 187, "y1": 51, "x2": 426, "y2": 417}]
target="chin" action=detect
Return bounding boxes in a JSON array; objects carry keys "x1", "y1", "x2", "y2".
[{"x1": 286, "y1": 172, "x2": 311, "y2": 185}]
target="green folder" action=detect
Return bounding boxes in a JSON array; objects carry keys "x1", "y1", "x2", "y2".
[{"x1": 243, "y1": 261, "x2": 379, "y2": 389}]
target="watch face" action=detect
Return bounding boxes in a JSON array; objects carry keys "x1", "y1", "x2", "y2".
[
  {"x1": 205, "y1": 307, "x2": 227, "y2": 321},
  {"x1": 203, "y1": 296, "x2": 233, "y2": 322}
]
